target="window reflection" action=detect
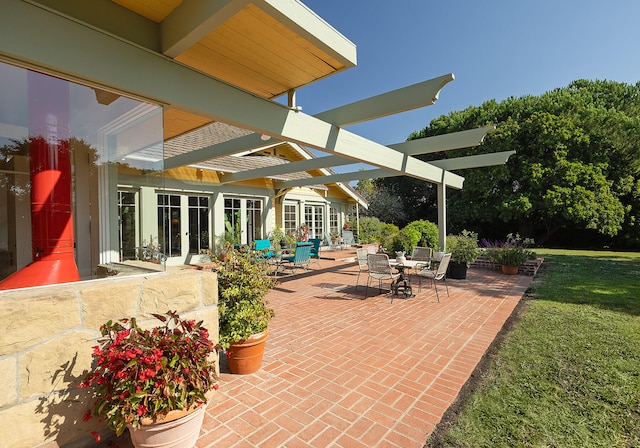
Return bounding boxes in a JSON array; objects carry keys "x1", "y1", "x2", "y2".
[{"x1": 0, "y1": 61, "x2": 163, "y2": 287}]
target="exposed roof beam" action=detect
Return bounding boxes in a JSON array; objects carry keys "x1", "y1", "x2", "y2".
[
  {"x1": 278, "y1": 150, "x2": 515, "y2": 189},
  {"x1": 430, "y1": 151, "x2": 515, "y2": 171},
  {"x1": 219, "y1": 155, "x2": 352, "y2": 183},
  {"x1": 275, "y1": 169, "x2": 392, "y2": 189},
  {"x1": 163, "y1": 125, "x2": 494, "y2": 171},
  {"x1": 30, "y1": 0, "x2": 160, "y2": 51},
  {"x1": 164, "y1": 133, "x2": 268, "y2": 170},
  {"x1": 1, "y1": 2, "x2": 461, "y2": 187},
  {"x1": 389, "y1": 126, "x2": 496, "y2": 155},
  {"x1": 275, "y1": 168, "x2": 464, "y2": 190},
  {"x1": 314, "y1": 74, "x2": 454, "y2": 127},
  {"x1": 161, "y1": 0, "x2": 248, "y2": 57}
]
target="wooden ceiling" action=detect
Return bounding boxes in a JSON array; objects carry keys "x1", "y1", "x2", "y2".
[{"x1": 109, "y1": 0, "x2": 356, "y2": 139}]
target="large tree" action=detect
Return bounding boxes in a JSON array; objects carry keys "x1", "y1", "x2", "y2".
[{"x1": 376, "y1": 79, "x2": 640, "y2": 248}]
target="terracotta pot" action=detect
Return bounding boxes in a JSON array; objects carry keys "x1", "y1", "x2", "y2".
[
  {"x1": 501, "y1": 265, "x2": 519, "y2": 275},
  {"x1": 227, "y1": 329, "x2": 269, "y2": 374},
  {"x1": 128, "y1": 404, "x2": 205, "y2": 448}
]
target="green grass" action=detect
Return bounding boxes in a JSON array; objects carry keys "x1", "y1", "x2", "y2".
[{"x1": 437, "y1": 249, "x2": 640, "y2": 448}]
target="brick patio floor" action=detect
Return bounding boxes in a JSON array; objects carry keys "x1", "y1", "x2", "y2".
[{"x1": 109, "y1": 249, "x2": 534, "y2": 448}]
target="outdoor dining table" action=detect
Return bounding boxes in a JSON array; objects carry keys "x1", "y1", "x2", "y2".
[{"x1": 387, "y1": 259, "x2": 426, "y2": 297}]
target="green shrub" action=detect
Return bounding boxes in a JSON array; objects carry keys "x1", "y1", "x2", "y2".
[
  {"x1": 358, "y1": 216, "x2": 384, "y2": 244},
  {"x1": 396, "y1": 226, "x2": 420, "y2": 252},
  {"x1": 447, "y1": 230, "x2": 480, "y2": 266},
  {"x1": 379, "y1": 223, "x2": 400, "y2": 252},
  {"x1": 404, "y1": 220, "x2": 439, "y2": 251}
]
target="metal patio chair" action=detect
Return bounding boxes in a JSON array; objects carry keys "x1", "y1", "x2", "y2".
[
  {"x1": 415, "y1": 253, "x2": 452, "y2": 302},
  {"x1": 365, "y1": 253, "x2": 400, "y2": 298}
]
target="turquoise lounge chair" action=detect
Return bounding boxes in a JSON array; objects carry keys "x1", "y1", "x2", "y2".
[
  {"x1": 253, "y1": 239, "x2": 274, "y2": 259},
  {"x1": 308, "y1": 238, "x2": 322, "y2": 267},
  {"x1": 274, "y1": 242, "x2": 312, "y2": 275}
]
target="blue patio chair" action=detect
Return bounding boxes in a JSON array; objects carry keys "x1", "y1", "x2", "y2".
[
  {"x1": 253, "y1": 239, "x2": 274, "y2": 259},
  {"x1": 274, "y1": 242, "x2": 312, "y2": 275},
  {"x1": 308, "y1": 238, "x2": 322, "y2": 267}
]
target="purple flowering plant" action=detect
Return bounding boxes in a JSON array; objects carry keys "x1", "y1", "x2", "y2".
[{"x1": 483, "y1": 233, "x2": 535, "y2": 267}]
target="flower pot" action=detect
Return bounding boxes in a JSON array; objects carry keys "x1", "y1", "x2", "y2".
[
  {"x1": 501, "y1": 265, "x2": 519, "y2": 275},
  {"x1": 448, "y1": 261, "x2": 468, "y2": 279},
  {"x1": 128, "y1": 405, "x2": 205, "y2": 448},
  {"x1": 227, "y1": 329, "x2": 269, "y2": 374}
]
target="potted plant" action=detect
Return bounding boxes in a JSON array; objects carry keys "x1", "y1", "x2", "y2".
[
  {"x1": 298, "y1": 223, "x2": 309, "y2": 242},
  {"x1": 216, "y1": 244, "x2": 278, "y2": 374},
  {"x1": 283, "y1": 231, "x2": 297, "y2": 250},
  {"x1": 80, "y1": 311, "x2": 218, "y2": 447},
  {"x1": 268, "y1": 225, "x2": 286, "y2": 252},
  {"x1": 446, "y1": 230, "x2": 480, "y2": 279},
  {"x1": 486, "y1": 233, "x2": 535, "y2": 274}
]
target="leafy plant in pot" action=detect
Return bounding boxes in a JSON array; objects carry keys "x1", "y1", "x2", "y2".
[
  {"x1": 486, "y1": 233, "x2": 535, "y2": 274},
  {"x1": 446, "y1": 230, "x2": 480, "y2": 279},
  {"x1": 268, "y1": 225, "x2": 286, "y2": 252},
  {"x1": 216, "y1": 244, "x2": 277, "y2": 374},
  {"x1": 80, "y1": 311, "x2": 218, "y2": 447}
]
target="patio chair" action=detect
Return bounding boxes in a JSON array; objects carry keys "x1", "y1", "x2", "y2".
[
  {"x1": 409, "y1": 246, "x2": 432, "y2": 274},
  {"x1": 274, "y1": 242, "x2": 313, "y2": 275},
  {"x1": 253, "y1": 239, "x2": 274, "y2": 259},
  {"x1": 365, "y1": 253, "x2": 400, "y2": 298},
  {"x1": 415, "y1": 253, "x2": 452, "y2": 302},
  {"x1": 342, "y1": 230, "x2": 355, "y2": 247},
  {"x1": 309, "y1": 238, "x2": 322, "y2": 267},
  {"x1": 355, "y1": 247, "x2": 369, "y2": 289}
]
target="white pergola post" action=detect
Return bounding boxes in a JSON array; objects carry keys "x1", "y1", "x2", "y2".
[{"x1": 437, "y1": 183, "x2": 447, "y2": 252}]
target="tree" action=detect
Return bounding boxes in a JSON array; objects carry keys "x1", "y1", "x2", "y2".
[
  {"x1": 355, "y1": 177, "x2": 407, "y2": 225},
  {"x1": 379, "y1": 79, "x2": 640, "y2": 248}
]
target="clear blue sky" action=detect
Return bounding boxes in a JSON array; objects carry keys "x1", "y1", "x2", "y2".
[{"x1": 295, "y1": 0, "x2": 640, "y2": 156}]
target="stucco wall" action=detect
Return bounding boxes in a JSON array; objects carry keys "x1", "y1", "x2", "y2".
[{"x1": 0, "y1": 269, "x2": 218, "y2": 448}]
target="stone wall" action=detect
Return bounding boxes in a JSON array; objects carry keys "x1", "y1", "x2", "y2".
[{"x1": 0, "y1": 269, "x2": 218, "y2": 448}]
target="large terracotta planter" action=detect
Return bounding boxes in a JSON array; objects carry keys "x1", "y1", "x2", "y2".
[
  {"x1": 128, "y1": 405, "x2": 205, "y2": 448},
  {"x1": 227, "y1": 329, "x2": 269, "y2": 374},
  {"x1": 501, "y1": 265, "x2": 519, "y2": 275}
]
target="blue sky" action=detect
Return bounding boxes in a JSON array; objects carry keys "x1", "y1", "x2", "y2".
[{"x1": 295, "y1": 0, "x2": 640, "y2": 157}]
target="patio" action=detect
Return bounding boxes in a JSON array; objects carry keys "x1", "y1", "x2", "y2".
[{"x1": 109, "y1": 249, "x2": 534, "y2": 448}]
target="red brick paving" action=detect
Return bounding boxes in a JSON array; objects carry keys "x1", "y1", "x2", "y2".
[{"x1": 110, "y1": 249, "x2": 533, "y2": 448}]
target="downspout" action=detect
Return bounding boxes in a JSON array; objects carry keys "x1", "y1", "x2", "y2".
[{"x1": 0, "y1": 72, "x2": 80, "y2": 290}]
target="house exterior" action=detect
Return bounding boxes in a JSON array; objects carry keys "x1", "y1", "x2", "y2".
[{"x1": 0, "y1": 1, "x2": 513, "y2": 446}]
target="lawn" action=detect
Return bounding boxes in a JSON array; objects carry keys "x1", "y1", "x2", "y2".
[{"x1": 428, "y1": 249, "x2": 640, "y2": 447}]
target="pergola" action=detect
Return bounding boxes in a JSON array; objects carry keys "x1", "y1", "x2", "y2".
[{"x1": 1, "y1": 0, "x2": 514, "y2": 249}]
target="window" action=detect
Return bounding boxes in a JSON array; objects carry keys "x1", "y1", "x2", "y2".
[
  {"x1": 246, "y1": 199, "x2": 263, "y2": 241},
  {"x1": 224, "y1": 197, "x2": 264, "y2": 245},
  {"x1": 329, "y1": 206, "x2": 339, "y2": 236},
  {"x1": 0, "y1": 61, "x2": 163, "y2": 287},
  {"x1": 224, "y1": 198, "x2": 242, "y2": 245},
  {"x1": 284, "y1": 203, "x2": 298, "y2": 236},
  {"x1": 158, "y1": 194, "x2": 181, "y2": 257},
  {"x1": 188, "y1": 196, "x2": 209, "y2": 254},
  {"x1": 118, "y1": 191, "x2": 137, "y2": 261},
  {"x1": 304, "y1": 204, "x2": 325, "y2": 239}
]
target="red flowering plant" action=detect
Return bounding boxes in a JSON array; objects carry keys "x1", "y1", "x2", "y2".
[{"x1": 80, "y1": 311, "x2": 218, "y2": 438}]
